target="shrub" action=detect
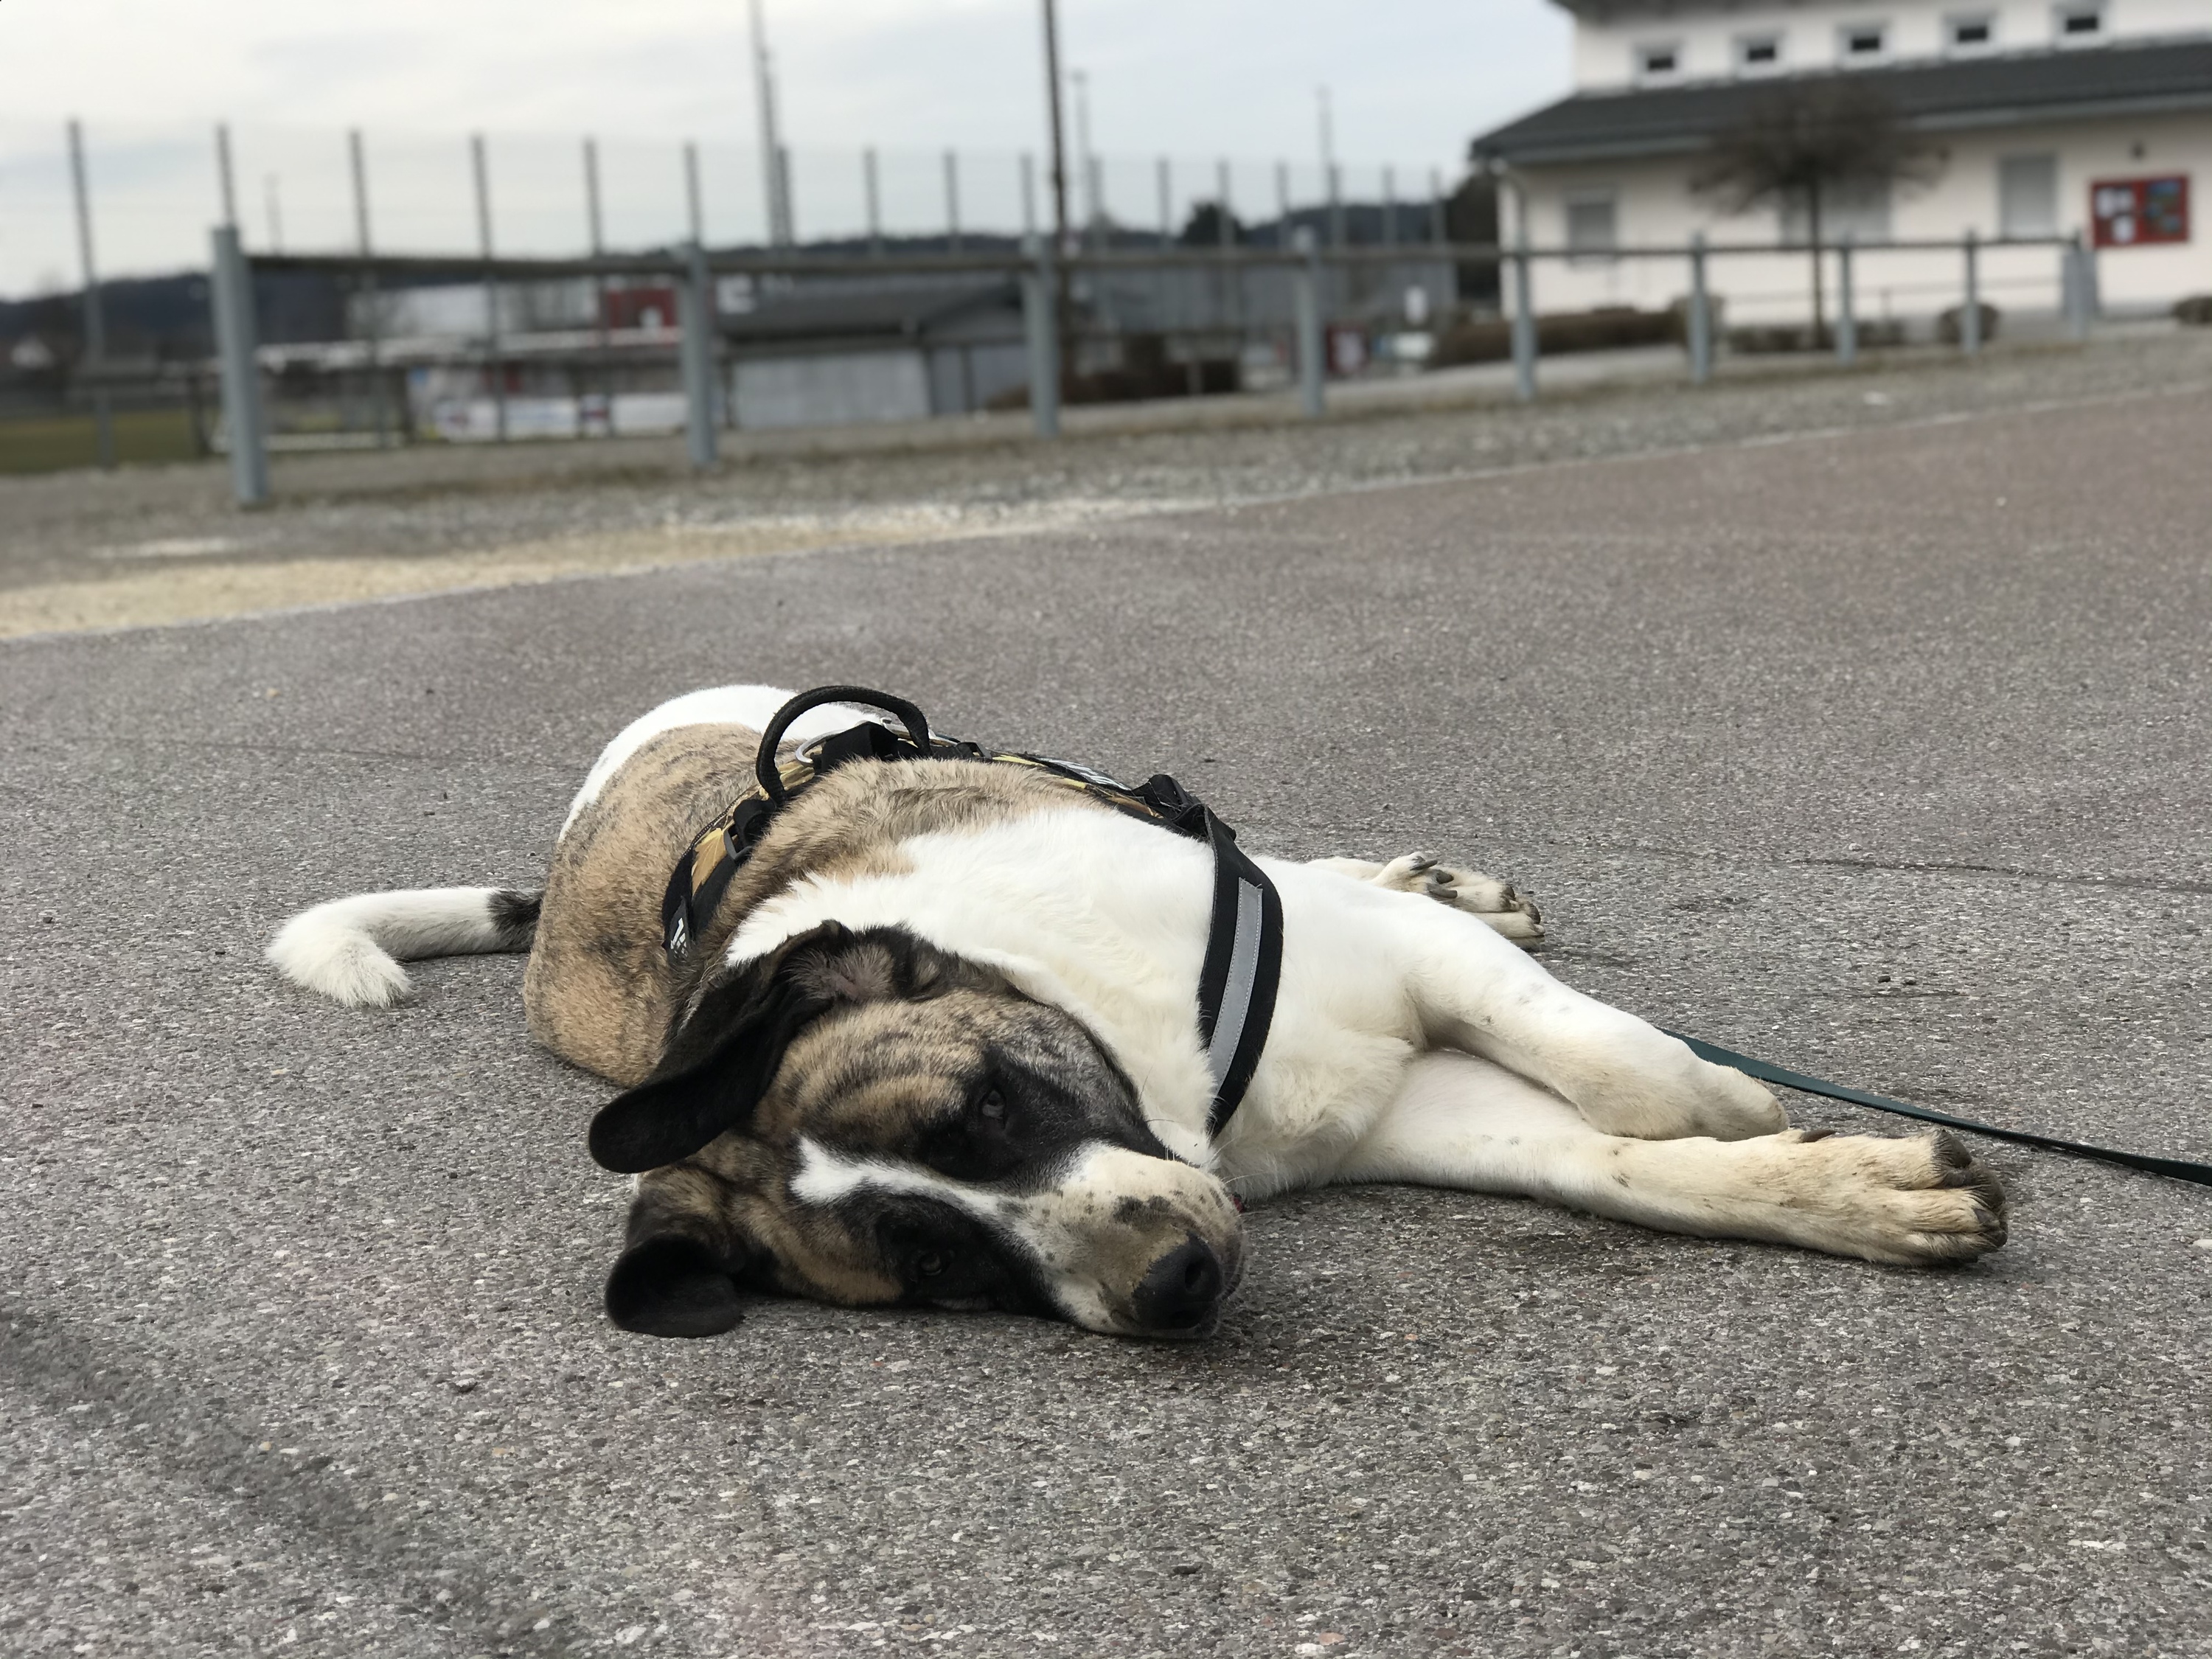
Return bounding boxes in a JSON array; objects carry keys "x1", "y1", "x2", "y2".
[
  {"x1": 2174, "y1": 295, "x2": 2212, "y2": 326},
  {"x1": 1935, "y1": 301, "x2": 2001, "y2": 345},
  {"x1": 1729, "y1": 318, "x2": 1907, "y2": 352},
  {"x1": 1428, "y1": 306, "x2": 1674, "y2": 368}
]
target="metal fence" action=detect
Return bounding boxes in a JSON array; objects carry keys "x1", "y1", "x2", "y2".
[
  {"x1": 0, "y1": 117, "x2": 1458, "y2": 295},
  {"x1": 2, "y1": 116, "x2": 1482, "y2": 473},
  {"x1": 192, "y1": 226, "x2": 2092, "y2": 507}
]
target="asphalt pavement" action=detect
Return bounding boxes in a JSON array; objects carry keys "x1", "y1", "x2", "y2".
[{"x1": 4, "y1": 383, "x2": 2210, "y2": 1659}]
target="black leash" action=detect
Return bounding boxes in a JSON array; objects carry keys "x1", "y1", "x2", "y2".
[
  {"x1": 1666, "y1": 1031, "x2": 2212, "y2": 1189},
  {"x1": 659, "y1": 686, "x2": 1281, "y2": 1138}
]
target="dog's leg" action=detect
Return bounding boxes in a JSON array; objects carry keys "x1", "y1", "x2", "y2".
[
  {"x1": 1281, "y1": 864, "x2": 1782, "y2": 1141},
  {"x1": 1307, "y1": 853, "x2": 1543, "y2": 947},
  {"x1": 1334, "y1": 1052, "x2": 2005, "y2": 1266}
]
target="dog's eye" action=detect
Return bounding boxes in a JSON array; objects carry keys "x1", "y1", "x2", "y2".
[
  {"x1": 917, "y1": 1251, "x2": 950, "y2": 1277},
  {"x1": 978, "y1": 1091, "x2": 1006, "y2": 1124}
]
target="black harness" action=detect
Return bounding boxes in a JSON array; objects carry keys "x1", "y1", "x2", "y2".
[{"x1": 659, "y1": 686, "x2": 1282, "y2": 1139}]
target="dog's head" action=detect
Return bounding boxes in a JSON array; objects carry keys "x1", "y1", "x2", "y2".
[{"x1": 591, "y1": 922, "x2": 1245, "y2": 1340}]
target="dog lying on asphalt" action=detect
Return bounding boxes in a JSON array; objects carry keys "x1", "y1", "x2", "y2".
[{"x1": 270, "y1": 684, "x2": 2006, "y2": 1340}]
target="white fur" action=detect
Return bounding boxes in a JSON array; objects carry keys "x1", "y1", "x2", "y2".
[
  {"x1": 563, "y1": 685, "x2": 896, "y2": 835},
  {"x1": 792, "y1": 1135, "x2": 1239, "y2": 1332},
  {"x1": 721, "y1": 807, "x2": 1785, "y2": 1202},
  {"x1": 1339, "y1": 1053, "x2": 1996, "y2": 1266},
  {"x1": 266, "y1": 886, "x2": 517, "y2": 1008}
]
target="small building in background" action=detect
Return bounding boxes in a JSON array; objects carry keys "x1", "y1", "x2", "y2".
[
  {"x1": 1472, "y1": 0, "x2": 2211, "y2": 331},
  {"x1": 334, "y1": 273, "x2": 1026, "y2": 439},
  {"x1": 719, "y1": 278, "x2": 1028, "y2": 427}
]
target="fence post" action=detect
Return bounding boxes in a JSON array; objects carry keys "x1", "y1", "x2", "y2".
[
  {"x1": 1835, "y1": 232, "x2": 1857, "y2": 366},
  {"x1": 1687, "y1": 231, "x2": 1712, "y2": 385},
  {"x1": 2063, "y1": 232, "x2": 2092, "y2": 341},
  {"x1": 348, "y1": 128, "x2": 393, "y2": 448},
  {"x1": 1294, "y1": 226, "x2": 1326, "y2": 419},
  {"x1": 66, "y1": 119, "x2": 116, "y2": 470},
  {"x1": 1961, "y1": 229, "x2": 1982, "y2": 357},
  {"x1": 1510, "y1": 234, "x2": 1537, "y2": 403},
  {"x1": 584, "y1": 136, "x2": 612, "y2": 432},
  {"x1": 679, "y1": 243, "x2": 720, "y2": 469},
  {"x1": 470, "y1": 133, "x2": 508, "y2": 441},
  {"x1": 1021, "y1": 235, "x2": 1061, "y2": 439},
  {"x1": 209, "y1": 225, "x2": 269, "y2": 508},
  {"x1": 865, "y1": 148, "x2": 884, "y2": 256}
]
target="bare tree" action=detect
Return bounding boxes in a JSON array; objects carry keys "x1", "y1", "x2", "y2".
[{"x1": 1694, "y1": 83, "x2": 1936, "y2": 341}]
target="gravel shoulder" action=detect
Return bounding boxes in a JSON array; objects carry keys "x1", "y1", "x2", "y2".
[{"x1": 4, "y1": 329, "x2": 2207, "y2": 639}]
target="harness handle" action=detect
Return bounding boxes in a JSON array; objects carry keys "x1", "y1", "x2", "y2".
[{"x1": 754, "y1": 686, "x2": 933, "y2": 805}]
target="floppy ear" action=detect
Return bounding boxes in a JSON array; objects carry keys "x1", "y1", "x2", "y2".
[
  {"x1": 588, "y1": 922, "x2": 855, "y2": 1174},
  {"x1": 603, "y1": 1174, "x2": 757, "y2": 1338}
]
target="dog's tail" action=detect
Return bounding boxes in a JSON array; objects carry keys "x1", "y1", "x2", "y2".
[{"x1": 267, "y1": 886, "x2": 543, "y2": 1008}]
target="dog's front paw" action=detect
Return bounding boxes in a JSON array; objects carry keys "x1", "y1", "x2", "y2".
[{"x1": 1374, "y1": 852, "x2": 1544, "y2": 946}]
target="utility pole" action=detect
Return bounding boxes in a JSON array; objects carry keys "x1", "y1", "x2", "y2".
[
  {"x1": 66, "y1": 118, "x2": 114, "y2": 470},
  {"x1": 214, "y1": 124, "x2": 239, "y2": 231},
  {"x1": 1039, "y1": 0, "x2": 1074, "y2": 389},
  {"x1": 748, "y1": 0, "x2": 792, "y2": 246},
  {"x1": 1071, "y1": 70, "x2": 1095, "y2": 246},
  {"x1": 1041, "y1": 0, "x2": 1070, "y2": 256}
]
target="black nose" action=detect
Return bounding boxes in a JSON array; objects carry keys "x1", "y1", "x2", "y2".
[{"x1": 1131, "y1": 1236, "x2": 1225, "y2": 1331}]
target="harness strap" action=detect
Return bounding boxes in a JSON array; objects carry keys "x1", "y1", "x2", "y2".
[
  {"x1": 1669, "y1": 1032, "x2": 2212, "y2": 1189},
  {"x1": 661, "y1": 686, "x2": 1284, "y2": 1140},
  {"x1": 1127, "y1": 776, "x2": 1284, "y2": 1138}
]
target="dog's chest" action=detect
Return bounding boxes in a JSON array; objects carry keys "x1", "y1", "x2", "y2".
[{"x1": 723, "y1": 810, "x2": 1419, "y2": 1172}]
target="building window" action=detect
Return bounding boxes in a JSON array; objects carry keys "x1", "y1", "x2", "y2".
[
  {"x1": 1840, "y1": 21, "x2": 1888, "y2": 60},
  {"x1": 1565, "y1": 194, "x2": 1619, "y2": 264},
  {"x1": 1736, "y1": 34, "x2": 1784, "y2": 72},
  {"x1": 1999, "y1": 155, "x2": 2059, "y2": 237},
  {"x1": 1635, "y1": 41, "x2": 1683, "y2": 81},
  {"x1": 1946, "y1": 13, "x2": 1997, "y2": 52},
  {"x1": 2055, "y1": 2, "x2": 2104, "y2": 39}
]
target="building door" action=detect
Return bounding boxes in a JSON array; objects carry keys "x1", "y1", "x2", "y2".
[{"x1": 1999, "y1": 156, "x2": 2059, "y2": 238}]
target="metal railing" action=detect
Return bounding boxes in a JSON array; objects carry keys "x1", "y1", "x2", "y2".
[{"x1": 202, "y1": 226, "x2": 2096, "y2": 507}]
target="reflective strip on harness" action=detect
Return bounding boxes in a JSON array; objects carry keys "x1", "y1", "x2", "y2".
[
  {"x1": 1193, "y1": 810, "x2": 1282, "y2": 1140},
  {"x1": 1203, "y1": 880, "x2": 1265, "y2": 1091}
]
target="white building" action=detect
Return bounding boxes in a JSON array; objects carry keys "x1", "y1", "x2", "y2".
[{"x1": 1472, "y1": 0, "x2": 2211, "y2": 330}]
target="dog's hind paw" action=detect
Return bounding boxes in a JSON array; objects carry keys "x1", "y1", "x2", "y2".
[
  {"x1": 1374, "y1": 852, "x2": 1545, "y2": 946},
  {"x1": 1768, "y1": 1128, "x2": 2008, "y2": 1265}
]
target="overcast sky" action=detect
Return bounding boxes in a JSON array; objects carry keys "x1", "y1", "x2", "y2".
[{"x1": 0, "y1": 1, "x2": 1573, "y2": 291}]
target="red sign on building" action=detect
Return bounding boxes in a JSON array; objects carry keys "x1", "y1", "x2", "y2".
[{"x1": 2089, "y1": 176, "x2": 2190, "y2": 248}]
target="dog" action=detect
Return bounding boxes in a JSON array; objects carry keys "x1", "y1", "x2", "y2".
[{"x1": 268, "y1": 684, "x2": 2006, "y2": 1340}]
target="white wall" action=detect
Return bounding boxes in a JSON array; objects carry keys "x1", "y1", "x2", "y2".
[
  {"x1": 1571, "y1": 0, "x2": 2212, "y2": 91},
  {"x1": 729, "y1": 349, "x2": 931, "y2": 429},
  {"x1": 1510, "y1": 110, "x2": 2210, "y2": 321}
]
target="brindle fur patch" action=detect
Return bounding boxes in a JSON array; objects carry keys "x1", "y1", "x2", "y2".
[{"x1": 525, "y1": 720, "x2": 1116, "y2": 1085}]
